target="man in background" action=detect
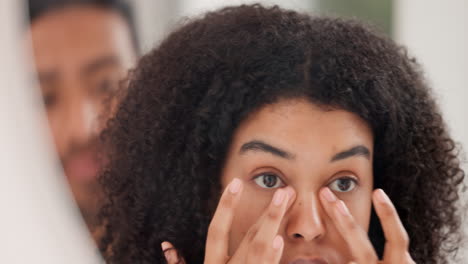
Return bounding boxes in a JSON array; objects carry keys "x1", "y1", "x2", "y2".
[{"x1": 27, "y1": 0, "x2": 138, "y2": 239}]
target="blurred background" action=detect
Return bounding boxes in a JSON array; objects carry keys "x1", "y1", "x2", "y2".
[{"x1": 1, "y1": 0, "x2": 466, "y2": 263}]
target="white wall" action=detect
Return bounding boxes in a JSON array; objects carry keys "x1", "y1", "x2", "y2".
[{"x1": 132, "y1": 0, "x2": 179, "y2": 52}]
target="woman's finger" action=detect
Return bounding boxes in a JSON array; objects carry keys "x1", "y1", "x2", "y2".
[
  {"x1": 244, "y1": 187, "x2": 294, "y2": 263},
  {"x1": 204, "y1": 178, "x2": 244, "y2": 264},
  {"x1": 268, "y1": 235, "x2": 285, "y2": 263},
  {"x1": 228, "y1": 187, "x2": 294, "y2": 264},
  {"x1": 373, "y1": 189, "x2": 411, "y2": 263},
  {"x1": 319, "y1": 187, "x2": 378, "y2": 264},
  {"x1": 231, "y1": 234, "x2": 285, "y2": 264},
  {"x1": 161, "y1": 241, "x2": 186, "y2": 264}
]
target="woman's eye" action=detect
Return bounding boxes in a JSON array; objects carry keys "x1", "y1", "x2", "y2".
[
  {"x1": 253, "y1": 173, "x2": 285, "y2": 189},
  {"x1": 329, "y1": 177, "x2": 357, "y2": 192}
]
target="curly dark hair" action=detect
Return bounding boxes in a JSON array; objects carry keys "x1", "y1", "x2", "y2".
[{"x1": 99, "y1": 4, "x2": 465, "y2": 264}]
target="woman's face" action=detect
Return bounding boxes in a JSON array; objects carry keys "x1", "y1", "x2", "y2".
[{"x1": 221, "y1": 99, "x2": 374, "y2": 264}]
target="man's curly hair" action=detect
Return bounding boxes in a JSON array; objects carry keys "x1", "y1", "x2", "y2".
[{"x1": 99, "y1": 4, "x2": 465, "y2": 264}]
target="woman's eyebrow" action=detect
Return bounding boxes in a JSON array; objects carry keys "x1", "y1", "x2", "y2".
[
  {"x1": 330, "y1": 145, "x2": 370, "y2": 162},
  {"x1": 239, "y1": 140, "x2": 295, "y2": 160}
]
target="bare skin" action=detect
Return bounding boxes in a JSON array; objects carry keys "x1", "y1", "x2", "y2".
[{"x1": 162, "y1": 100, "x2": 414, "y2": 264}]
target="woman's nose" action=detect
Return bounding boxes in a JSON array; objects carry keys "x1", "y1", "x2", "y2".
[{"x1": 285, "y1": 193, "x2": 326, "y2": 242}]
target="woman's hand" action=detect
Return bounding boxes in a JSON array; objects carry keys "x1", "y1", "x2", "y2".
[
  {"x1": 162, "y1": 179, "x2": 415, "y2": 264},
  {"x1": 319, "y1": 187, "x2": 415, "y2": 264},
  {"x1": 204, "y1": 178, "x2": 295, "y2": 263},
  {"x1": 162, "y1": 178, "x2": 295, "y2": 264}
]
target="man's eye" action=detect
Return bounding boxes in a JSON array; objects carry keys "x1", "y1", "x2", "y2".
[
  {"x1": 94, "y1": 79, "x2": 117, "y2": 95},
  {"x1": 329, "y1": 177, "x2": 357, "y2": 192},
  {"x1": 253, "y1": 173, "x2": 285, "y2": 189},
  {"x1": 43, "y1": 92, "x2": 57, "y2": 108}
]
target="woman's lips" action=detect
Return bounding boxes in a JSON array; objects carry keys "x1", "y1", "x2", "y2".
[{"x1": 288, "y1": 258, "x2": 328, "y2": 264}]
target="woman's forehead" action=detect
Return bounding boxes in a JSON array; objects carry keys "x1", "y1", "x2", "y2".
[{"x1": 229, "y1": 99, "x2": 374, "y2": 159}]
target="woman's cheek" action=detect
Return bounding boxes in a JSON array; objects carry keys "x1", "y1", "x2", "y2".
[{"x1": 227, "y1": 183, "x2": 272, "y2": 255}]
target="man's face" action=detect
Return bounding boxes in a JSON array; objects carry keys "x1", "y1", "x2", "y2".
[
  {"x1": 221, "y1": 99, "x2": 374, "y2": 264},
  {"x1": 29, "y1": 6, "x2": 136, "y2": 227}
]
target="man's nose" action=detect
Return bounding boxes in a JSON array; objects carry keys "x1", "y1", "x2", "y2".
[
  {"x1": 64, "y1": 97, "x2": 98, "y2": 144},
  {"x1": 285, "y1": 192, "x2": 326, "y2": 242}
]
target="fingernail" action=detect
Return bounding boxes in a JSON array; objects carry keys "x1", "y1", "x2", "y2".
[
  {"x1": 273, "y1": 189, "x2": 286, "y2": 206},
  {"x1": 161, "y1": 241, "x2": 171, "y2": 251},
  {"x1": 336, "y1": 200, "x2": 350, "y2": 216},
  {"x1": 272, "y1": 235, "x2": 283, "y2": 250},
  {"x1": 321, "y1": 187, "x2": 336, "y2": 202},
  {"x1": 229, "y1": 178, "x2": 242, "y2": 194},
  {"x1": 375, "y1": 189, "x2": 390, "y2": 204},
  {"x1": 161, "y1": 242, "x2": 172, "y2": 261}
]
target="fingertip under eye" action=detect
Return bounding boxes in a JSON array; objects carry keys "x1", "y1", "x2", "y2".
[
  {"x1": 228, "y1": 178, "x2": 242, "y2": 194},
  {"x1": 273, "y1": 188, "x2": 287, "y2": 206},
  {"x1": 320, "y1": 187, "x2": 337, "y2": 203},
  {"x1": 284, "y1": 186, "x2": 295, "y2": 200},
  {"x1": 373, "y1": 188, "x2": 391, "y2": 205}
]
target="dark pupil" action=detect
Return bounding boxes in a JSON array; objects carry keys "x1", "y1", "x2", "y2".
[
  {"x1": 263, "y1": 174, "x2": 277, "y2": 188},
  {"x1": 337, "y1": 179, "x2": 351, "y2": 191}
]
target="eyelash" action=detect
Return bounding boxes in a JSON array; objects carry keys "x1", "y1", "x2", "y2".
[
  {"x1": 328, "y1": 176, "x2": 359, "y2": 193},
  {"x1": 253, "y1": 172, "x2": 286, "y2": 189},
  {"x1": 252, "y1": 171, "x2": 359, "y2": 193}
]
